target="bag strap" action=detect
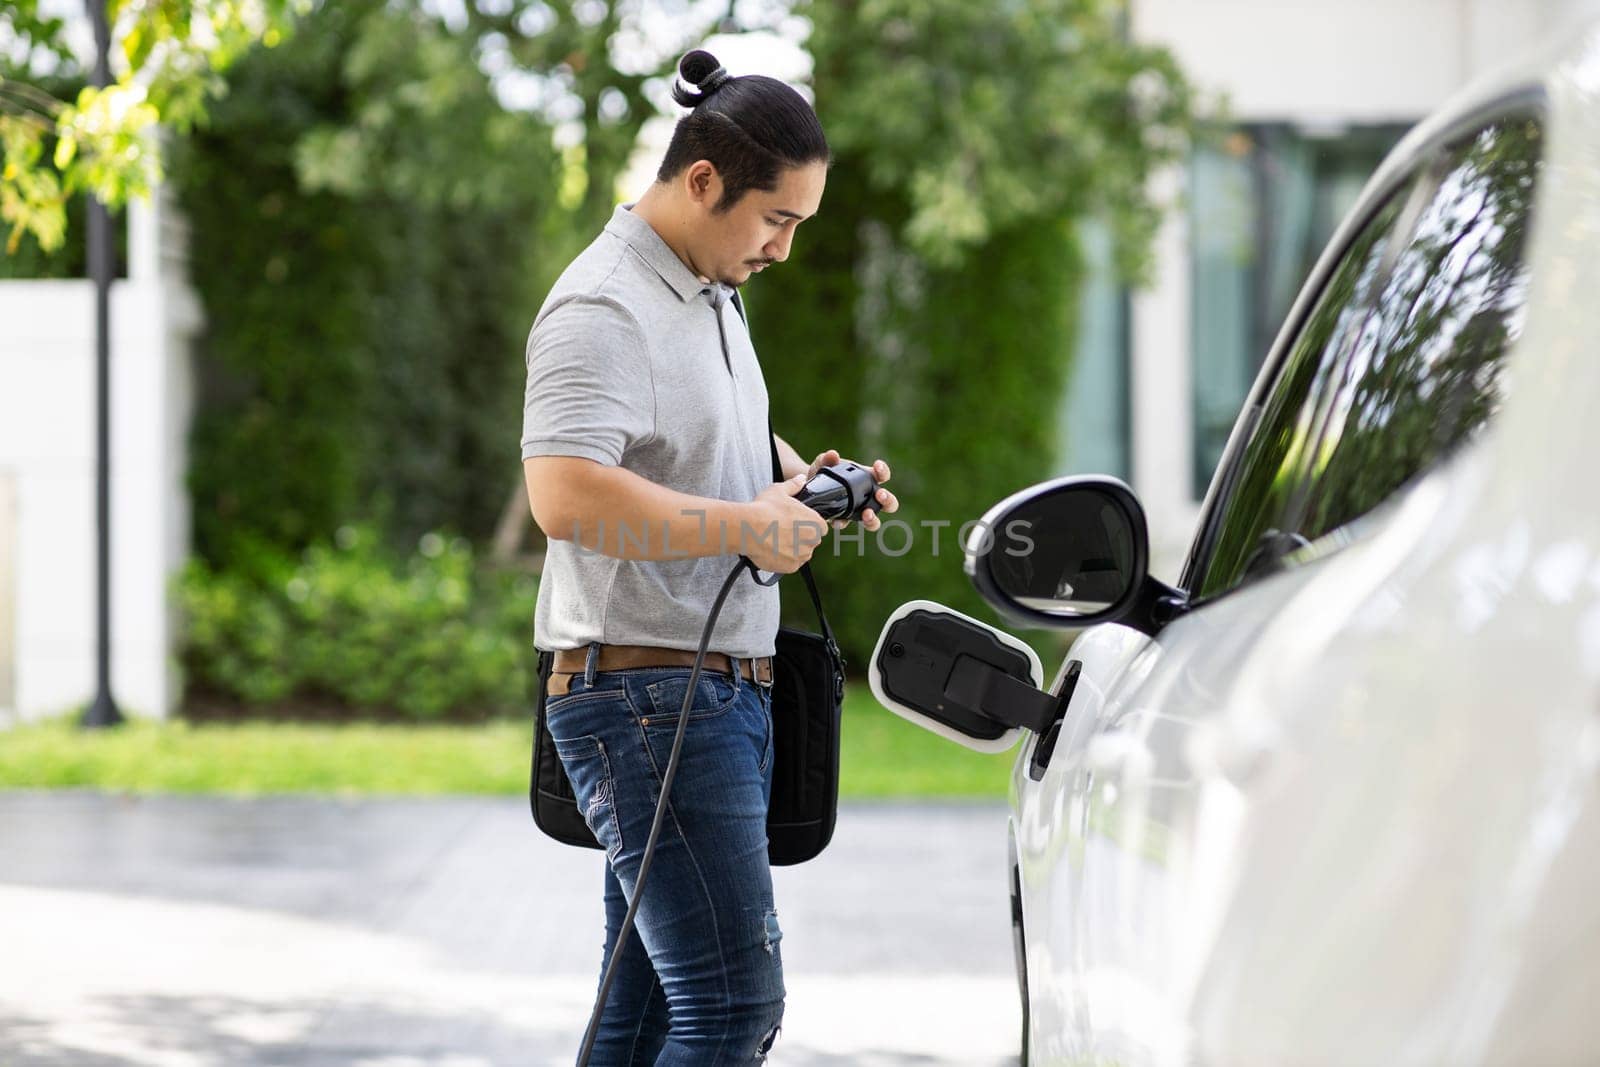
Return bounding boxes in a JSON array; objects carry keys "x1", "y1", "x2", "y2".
[
  {"x1": 736, "y1": 289, "x2": 844, "y2": 665},
  {"x1": 767, "y1": 416, "x2": 843, "y2": 662}
]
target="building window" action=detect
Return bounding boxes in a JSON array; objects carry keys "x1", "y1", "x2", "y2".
[
  {"x1": 1056, "y1": 221, "x2": 1131, "y2": 480},
  {"x1": 1189, "y1": 122, "x2": 1410, "y2": 499}
]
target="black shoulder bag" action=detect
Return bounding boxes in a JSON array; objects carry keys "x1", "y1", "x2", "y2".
[{"x1": 528, "y1": 431, "x2": 847, "y2": 866}]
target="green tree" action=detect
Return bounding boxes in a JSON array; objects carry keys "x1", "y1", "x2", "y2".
[
  {"x1": 0, "y1": 0, "x2": 304, "y2": 252},
  {"x1": 454, "y1": 1, "x2": 787, "y2": 244},
  {"x1": 753, "y1": 0, "x2": 1194, "y2": 660},
  {"x1": 173, "y1": 0, "x2": 560, "y2": 565}
]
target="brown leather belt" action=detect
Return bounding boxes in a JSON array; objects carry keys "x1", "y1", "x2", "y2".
[{"x1": 548, "y1": 643, "x2": 774, "y2": 696}]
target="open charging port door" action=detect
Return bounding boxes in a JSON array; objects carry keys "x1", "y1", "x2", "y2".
[{"x1": 868, "y1": 599, "x2": 1061, "y2": 753}]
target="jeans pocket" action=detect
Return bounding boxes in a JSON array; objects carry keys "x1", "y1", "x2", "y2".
[
  {"x1": 552, "y1": 734, "x2": 623, "y2": 861},
  {"x1": 544, "y1": 685, "x2": 623, "y2": 734},
  {"x1": 634, "y1": 670, "x2": 739, "y2": 728}
]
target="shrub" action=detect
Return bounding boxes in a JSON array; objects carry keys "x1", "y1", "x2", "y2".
[{"x1": 178, "y1": 526, "x2": 538, "y2": 720}]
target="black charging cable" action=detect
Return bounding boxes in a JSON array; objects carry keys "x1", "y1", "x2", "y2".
[
  {"x1": 575, "y1": 462, "x2": 878, "y2": 1065},
  {"x1": 576, "y1": 554, "x2": 777, "y2": 1065}
]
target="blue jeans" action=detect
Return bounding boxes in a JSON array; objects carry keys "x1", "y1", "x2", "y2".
[{"x1": 545, "y1": 646, "x2": 785, "y2": 1065}]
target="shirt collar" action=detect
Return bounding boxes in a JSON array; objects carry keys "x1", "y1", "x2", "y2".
[{"x1": 606, "y1": 203, "x2": 716, "y2": 304}]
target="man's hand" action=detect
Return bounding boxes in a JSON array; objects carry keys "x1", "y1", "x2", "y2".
[
  {"x1": 804, "y1": 450, "x2": 899, "y2": 532},
  {"x1": 742, "y1": 474, "x2": 829, "y2": 573}
]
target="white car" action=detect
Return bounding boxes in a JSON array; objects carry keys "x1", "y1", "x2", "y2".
[{"x1": 870, "y1": 24, "x2": 1600, "y2": 1067}]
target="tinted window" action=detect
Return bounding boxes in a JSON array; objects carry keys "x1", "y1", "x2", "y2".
[
  {"x1": 1292, "y1": 117, "x2": 1540, "y2": 542},
  {"x1": 1194, "y1": 192, "x2": 1412, "y2": 599},
  {"x1": 1192, "y1": 114, "x2": 1542, "y2": 600},
  {"x1": 1190, "y1": 123, "x2": 1409, "y2": 498}
]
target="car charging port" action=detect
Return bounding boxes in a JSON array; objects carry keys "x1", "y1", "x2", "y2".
[
  {"x1": 1027, "y1": 660, "x2": 1081, "y2": 782},
  {"x1": 872, "y1": 602, "x2": 1084, "y2": 761}
]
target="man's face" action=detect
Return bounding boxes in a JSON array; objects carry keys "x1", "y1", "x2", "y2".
[{"x1": 685, "y1": 162, "x2": 827, "y2": 288}]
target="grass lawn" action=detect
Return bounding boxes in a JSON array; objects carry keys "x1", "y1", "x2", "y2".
[{"x1": 0, "y1": 686, "x2": 1015, "y2": 800}]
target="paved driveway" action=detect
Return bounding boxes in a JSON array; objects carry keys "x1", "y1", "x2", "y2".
[{"x1": 0, "y1": 793, "x2": 1020, "y2": 1066}]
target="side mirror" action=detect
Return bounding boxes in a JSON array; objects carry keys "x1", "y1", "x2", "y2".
[{"x1": 964, "y1": 476, "x2": 1183, "y2": 635}]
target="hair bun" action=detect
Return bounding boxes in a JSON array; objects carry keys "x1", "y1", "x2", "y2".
[{"x1": 671, "y1": 49, "x2": 731, "y2": 107}]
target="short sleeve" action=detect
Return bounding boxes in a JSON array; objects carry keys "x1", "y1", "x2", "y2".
[{"x1": 520, "y1": 297, "x2": 655, "y2": 465}]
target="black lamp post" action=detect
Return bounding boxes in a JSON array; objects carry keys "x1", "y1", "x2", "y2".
[{"x1": 81, "y1": 0, "x2": 122, "y2": 730}]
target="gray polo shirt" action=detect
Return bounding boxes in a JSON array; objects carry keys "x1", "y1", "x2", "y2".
[{"x1": 521, "y1": 204, "x2": 780, "y2": 659}]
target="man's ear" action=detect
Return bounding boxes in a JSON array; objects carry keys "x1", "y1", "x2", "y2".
[{"x1": 683, "y1": 160, "x2": 721, "y2": 208}]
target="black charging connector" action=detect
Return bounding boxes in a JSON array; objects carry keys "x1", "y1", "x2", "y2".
[
  {"x1": 943, "y1": 653, "x2": 1085, "y2": 782},
  {"x1": 942, "y1": 653, "x2": 1059, "y2": 734}
]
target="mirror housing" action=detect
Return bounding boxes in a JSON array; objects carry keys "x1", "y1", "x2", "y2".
[{"x1": 965, "y1": 476, "x2": 1184, "y2": 635}]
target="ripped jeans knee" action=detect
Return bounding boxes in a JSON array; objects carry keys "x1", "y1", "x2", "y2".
[{"x1": 751, "y1": 992, "x2": 785, "y2": 1062}]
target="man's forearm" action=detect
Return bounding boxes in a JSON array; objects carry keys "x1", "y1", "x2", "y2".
[
  {"x1": 773, "y1": 433, "x2": 809, "y2": 480},
  {"x1": 553, "y1": 462, "x2": 758, "y2": 561}
]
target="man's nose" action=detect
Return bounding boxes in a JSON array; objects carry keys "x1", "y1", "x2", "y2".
[{"x1": 765, "y1": 228, "x2": 794, "y2": 263}]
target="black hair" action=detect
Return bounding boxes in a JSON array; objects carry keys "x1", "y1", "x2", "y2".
[{"x1": 656, "y1": 49, "x2": 830, "y2": 212}]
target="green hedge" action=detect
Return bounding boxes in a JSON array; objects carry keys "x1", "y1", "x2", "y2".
[
  {"x1": 750, "y1": 0, "x2": 1192, "y2": 664},
  {"x1": 171, "y1": 0, "x2": 558, "y2": 567},
  {"x1": 756, "y1": 207, "x2": 1082, "y2": 667},
  {"x1": 178, "y1": 526, "x2": 537, "y2": 720}
]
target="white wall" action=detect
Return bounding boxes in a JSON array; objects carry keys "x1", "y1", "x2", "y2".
[
  {"x1": 1132, "y1": 0, "x2": 1600, "y2": 123},
  {"x1": 1126, "y1": 0, "x2": 1600, "y2": 577},
  {"x1": 0, "y1": 471, "x2": 14, "y2": 710},
  {"x1": 0, "y1": 189, "x2": 198, "y2": 724}
]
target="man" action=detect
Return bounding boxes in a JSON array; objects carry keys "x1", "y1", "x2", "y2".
[{"x1": 521, "y1": 49, "x2": 899, "y2": 1065}]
